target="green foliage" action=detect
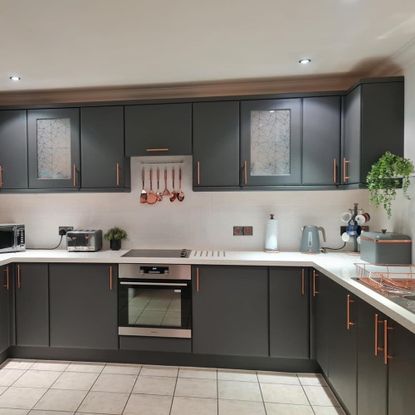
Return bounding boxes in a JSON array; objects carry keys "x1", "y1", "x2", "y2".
[
  {"x1": 366, "y1": 151, "x2": 414, "y2": 218},
  {"x1": 104, "y1": 227, "x2": 128, "y2": 241}
]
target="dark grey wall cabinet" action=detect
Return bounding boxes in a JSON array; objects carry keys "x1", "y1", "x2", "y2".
[
  {"x1": 81, "y1": 106, "x2": 130, "y2": 189},
  {"x1": 0, "y1": 110, "x2": 28, "y2": 190},
  {"x1": 0, "y1": 266, "x2": 11, "y2": 353},
  {"x1": 302, "y1": 97, "x2": 341, "y2": 185},
  {"x1": 125, "y1": 103, "x2": 192, "y2": 156},
  {"x1": 15, "y1": 264, "x2": 49, "y2": 347},
  {"x1": 342, "y1": 79, "x2": 404, "y2": 185},
  {"x1": 49, "y1": 264, "x2": 117, "y2": 350},
  {"x1": 241, "y1": 99, "x2": 302, "y2": 186},
  {"x1": 192, "y1": 266, "x2": 268, "y2": 356},
  {"x1": 269, "y1": 268, "x2": 309, "y2": 359},
  {"x1": 357, "y1": 300, "x2": 387, "y2": 415},
  {"x1": 193, "y1": 101, "x2": 240, "y2": 188},
  {"x1": 28, "y1": 108, "x2": 80, "y2": 189}
]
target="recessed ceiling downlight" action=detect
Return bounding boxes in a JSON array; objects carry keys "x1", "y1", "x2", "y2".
[
  {"x1": 299, "y1": 58, "x2": 311, "y2": 65},
  {"x1": 9, "y1": 75, "x2": 21, "y2": 81}
]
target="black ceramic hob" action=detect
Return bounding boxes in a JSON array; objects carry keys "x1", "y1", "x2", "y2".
[{"x1": 122, "y1": 249, "x2": 191, "y2": 258}]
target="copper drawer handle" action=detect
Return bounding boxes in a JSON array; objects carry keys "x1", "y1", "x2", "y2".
[
  {"x1": 312, "y1": 270, "x2": 319, "y2": 297},
  {"x1": 374, "y1": 313, "x2": 385, "y2": 356},
  {"x1": 333, "y1": 158, "x2": 337, "y2": 184},
  {"x1": 346, "y1": 294, "x2": 355, "y2": 330},
  {"x1": 17, "y1": 264, "x2": 21, "y2": 289},
  {"x1": 243, "y1": 160, "x2": 248, "y2": 185},
  {"x1": 301, "y1": 269, "x2": 305, "y2": 296},
  {"x1": 72, "y1": 164, "x2": 77, "y2": 187},
  {"x1": 197, "y1": 161, "x2": 201, "y2": 185},
  {"x1": 146, "y1": 148, "x2": 169, "y2": 152},
  {"x1": 109, "y1": 266, "x2": 113, "y2": 290},
  {"x1": 343, "y1": 158, "x2": 350, "y2": 183},
  {"x1": 196, "y1": 268, "x2": 200, "y2": 292},
  {"x1": 3, "y1": 267, "x2": 9, "y2": 290},
  {"x1": 0, "y1": 165, "x2": 3, "y2": 188},
  {"x1": 116, "y1": 163, "x2": 120, "y2": 187},
  {"x1": 384, "y1": 320, "x2": 393, "y2": 365}
]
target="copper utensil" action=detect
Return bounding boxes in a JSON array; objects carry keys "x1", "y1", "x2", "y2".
[
  {"x1": 156, "y1": 167, "x2": 163, "y2": 201},
  {"x1": 162, "y1": 168, "x2": 170, "y2": 197},
  {"x1": 140, "y1": 167, "x2": 147, "y2": 204},
  {"x1": 177, "y1": 167, "x2": 185, "y2": 202},
  {"x1": 147, "y1": 168, "x2": 158, "y2": 205},
  {"x1": 169, "y1": 167, "x2": 177, "y2": 202}
]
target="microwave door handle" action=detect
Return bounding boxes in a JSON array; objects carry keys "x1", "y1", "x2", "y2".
[{"x1": 119, "y1": 281, "x2": 188, "y2": 287}]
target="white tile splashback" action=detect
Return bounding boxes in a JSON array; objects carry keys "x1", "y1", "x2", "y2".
[{"x1": 0, "y1": 156, "x2": 376, "y2": 251}]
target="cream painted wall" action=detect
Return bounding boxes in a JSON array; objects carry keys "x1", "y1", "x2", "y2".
[{"x1": 0, "y1": 157, "x2": 374, "y2": 251}]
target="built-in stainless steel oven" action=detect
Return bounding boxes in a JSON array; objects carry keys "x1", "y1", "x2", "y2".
[{"x1": 118, "y1": 264, "x2": 192, "y2": 338}]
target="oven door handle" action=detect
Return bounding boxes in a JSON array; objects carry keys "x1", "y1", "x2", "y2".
[{"x1": 119, "y1": 281, "x2": 188, "y2": 287}]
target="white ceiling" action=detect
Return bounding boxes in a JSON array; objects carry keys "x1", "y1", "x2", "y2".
[{"x1": 1, "y1": 0, "x2": 415, "y2": 92}]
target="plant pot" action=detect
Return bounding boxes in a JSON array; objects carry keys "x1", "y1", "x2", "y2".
[{"x1": 110, "y1": 239, "x2": 122, "y2": 251}]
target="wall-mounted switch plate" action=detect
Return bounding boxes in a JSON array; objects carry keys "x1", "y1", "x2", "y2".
[
  {"x1": 233, "y1": 226, "x2": 244, "y2": 236},
  {"x1": 243, "y1": 226, "x2": 253, "y2": 236},
  {"x1": 59, "y1": 226, "x2": 74, "y2": 236}
]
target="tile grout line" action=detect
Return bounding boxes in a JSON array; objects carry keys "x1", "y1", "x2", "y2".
[
  {"x1": 297, "y1": 374, "x2": 317, "y2": 414},
  {"x1": 256, "y1": 371, "x2": 268, "y2": 415},
  {"x1": 120, "y1": 363, "x2": 142, "y2": 415},
  {"x1": 216, "y1": 368, "x2": 219, "y2": 415},
  {"x1": 167, "y1": 367, "x2": 179, "y2": 415}
]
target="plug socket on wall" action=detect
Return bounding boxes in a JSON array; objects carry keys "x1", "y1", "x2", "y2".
[
  {"x1": 233, "y1": 226, "x2": 253, "y2": 236},
  {"x1": 59, "y1": 226, "x2": 74, "y2": 236}
]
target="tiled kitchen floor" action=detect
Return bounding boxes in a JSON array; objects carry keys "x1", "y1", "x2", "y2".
[{"x1": 0, "y1": 359, "x2": 346, "y2": 415}]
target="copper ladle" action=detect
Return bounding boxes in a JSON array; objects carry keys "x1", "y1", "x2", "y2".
[
  {"x1": 162, "y1": 168, "x2": 170, "y2": 197},
  {"x1": 177, "y1": 167, "x2": 185, "y2": 202},
  {"x1": 169, "y1": 167, "x2": 177, "y2": 202},
  {"x1": 147, "y1": 168, "x2": 158, "y2": 205},
  {"x1": 156, "y1": 167, "x2": 163, "y2": 201},
  {"x1": 140, "y1": 167, "x2": 147, "y2": 204}
]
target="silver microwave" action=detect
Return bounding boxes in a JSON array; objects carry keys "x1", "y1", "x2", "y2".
[{"x1": 0, "y1": 224, "x2": 25, "y2": 253}]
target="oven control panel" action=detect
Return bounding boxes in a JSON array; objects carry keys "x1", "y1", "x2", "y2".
[{"x1": 119, "y1": 264, "x2": 191, "y2": 280}]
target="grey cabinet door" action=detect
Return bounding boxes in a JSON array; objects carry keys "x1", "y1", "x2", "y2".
[
  {"x1": 193, "y1": 101, "x2": 240, "y2": 188},
  {"x1": 0, "y1": 266, "x2": 11, "y2": 353},
  {"x1": 303, "y1": 97, "x2": 341, "y2": 185},
  {"x1": 357, "y1": 300, "x2": 387, "y2": 415},
  {"x1": 28, "y1": 108, "x2": 80, "y2": 189},
  {"x1": 15, "y1": 264, "x2": 49, "y2": 347},
  {"x1": 269, "y1": 268, "x2": 309, "y2": 358},
  {"x1": 125, "y1": 103, "x2": 192, "y2": 156},
  {"x1": 49, "y1": 264, "x2": 117, "y2": 349},
  {"x1": 0, "y1": 110, "x2": 28, "y2": 190},
  {"x1": 241, "y1": 99, "x2": 302, "y2": 186},
  {"x1": 81, "y1": 106, "x2": 129, "y2": 189},
  {"x1": 192, "y1": 266, "x2": 268, "y2": 356}
]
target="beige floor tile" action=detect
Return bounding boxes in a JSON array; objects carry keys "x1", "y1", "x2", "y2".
[
  {"x1": 0, "y1": 409, "x2": 29, "y2": 415},
  {"x1": 219, "y1": 399, "x2": 266, "y2": 415},
  {"x1": 78, "y1": 391, "x2": 129, "y2": 414},
  {"x1": 123, "y1": 394, "x2": 172, "y2": 415},
  {"x1": 102, "y1": 364, "x2": 141, "y2": 375},
  {"x1": 34, "y1": 389, "x2": 87, "y2": 412},
  {"x1": 1, "y1": 360, "x2": 34, "y2": 370},
  {"x1": 140, "y1": 365, "x2": 178, "y2": 378},
  {"x1": 0, "y1": 369, "x2": 26, "y2": 386},
  {"x1": 175, "y1": 377, "x2": 217, "y2": 399},
  {"x1": 303, "y1": 386, "x2": 339, "y2": 406},
  {"x1": 298, "y1": 373, "x2": 327, "y2": 386},
  {"x1": 92, "y1": 373, "x2": 136, "y2": 393},
  {"x1": 29, "y1": 411, "x2": 73, "y2": 415},
  {"x1": 14, "y1": 370, "x2": 61, "y2": 389},
  {"x1": 266, "y1": 403, "x2": 314, "y2": 415},
  {"x1": 171, "y1": 396, "x2": 217, "y2": 415},
  {"x1": 179, "y1": 367, "x2": 217, "y2": 380},
  {"x1": 65, "y1": 363, "x2": 104, "y2": 373},
  {"x1": 261, "y1": 383, "x2": 309, "y2": 405},
  {"x1": 0, "y1": 386, "x2": 46, "y2": 409},
  {"x1": 312, "y1": 406, "x2": 346, "y2": 415},
  {"x1": 218, "y1": 380, "x2": 262, "y2": 402},
  {"x1": 51, "y1": 371, "x2": 98, "y2": 391},
  {"x1": 31, "y1": 362, "x2": 70, "y2": 372},
  {"x1": 0, "y1": 386, "x2": 6, "y2": 395},
  {"x1": 218, "y1": 369, "x2": 257, "y2": 382},
  {"x1": 133, "y1": 375, "x2": 176, "y2": 396},
  {"x1": 257, "y1": 371, "x2": 300, "y2": 385}
]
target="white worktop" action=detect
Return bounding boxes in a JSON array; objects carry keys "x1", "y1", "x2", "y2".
[{"x1": 1, "y1": 249, "x2": 415, "y2": 335}]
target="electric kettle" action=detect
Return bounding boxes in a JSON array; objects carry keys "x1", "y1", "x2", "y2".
[{"x1": 300, "y1": 225, "x2": 326, "y2": 254}]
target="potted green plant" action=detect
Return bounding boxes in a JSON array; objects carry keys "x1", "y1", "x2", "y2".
[
  {"x1": 104, "y1": 227, "x2": 128, "y2": 251},
  {"x1": 366, "y1": 151, "x2": 414, "y2": 218}
]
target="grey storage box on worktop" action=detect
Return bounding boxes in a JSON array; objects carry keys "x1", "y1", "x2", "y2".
[{"x1": 360, "y1": 231, "x2": 412, "y2": 264}]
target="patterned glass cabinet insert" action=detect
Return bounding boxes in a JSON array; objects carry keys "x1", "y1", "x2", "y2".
[{"x1": 28, "y1": 108, "x2": 80, "y2": 189}]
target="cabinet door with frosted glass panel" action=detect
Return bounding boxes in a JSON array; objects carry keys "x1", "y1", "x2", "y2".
[
  {"x1": 241, "y1": 99, "x2": 302, "y2": 186},
  {"x1": 28, "y1": 108, "x2": 80, "y2": 189}
]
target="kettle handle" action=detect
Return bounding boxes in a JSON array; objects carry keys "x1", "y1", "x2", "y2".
[{"x1": 318, "y1": 226, "x2": 326, "y2": 242}]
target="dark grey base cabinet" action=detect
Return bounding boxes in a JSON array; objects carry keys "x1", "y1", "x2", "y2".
[
  {"x1": 49, "y1": 264, "x2": 118, "y2": 350},
  {"x1": 192, "y1": 266, "x2": 268, "y2": 356},
  {"x1": 269, "y1": 268, "x2": 309, "y2": 359},
  {"x1": 15, "y1": 264, "x2": 49, "y2": 347},
  {"x1": 0, "y1": 265, "x2": 12, "y2": 353}
]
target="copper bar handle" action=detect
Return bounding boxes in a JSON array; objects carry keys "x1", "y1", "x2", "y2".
[
  {"x1": 333, "y1": 158, "x2": 337, "y2": 184},
  {"x1": 197, "y1": 161, "x2": 201, "y2": 185},
  {"x1": 375, "y1": 313, "x2": 379, "y2": 356},
  {"x1": 346, "y1": 294, "x2": 355, "y2": 330},
  {"x1": 109, "y1": 266, "x2": 113, "y2": 290},
  {"x1": 243, "y1": 160, "x2": 248, "y2": 185},
  {"x1": 301, "y1": 269, "x2": 305, "y2": 296},
  {"x1": 384, "y1": 320, "x2": 393, "y2": 365},
  {"x1": 116, "y1": 163, "x2": 120, "y2": 187},
  {"x1": 3, "y1": 266, "x2": 9, "y2": 290},
  {"x1": 196, "y1": 268, "x2": 200, "y2": 292},
  {"x1": 17, "y1": 264, "x2": 21, "y2": 289},
  {"x1": 0, "y1": 165, "x2": 3, "y2": 188},
  {"x1": 343, "y1": 158, "x2": 350, "y2": 183},
  {"x1": 312, "y1": 270, "x2": 319, "y2": 297},
  {"x1": 72, "y1": 164, "x2": 77, "y2": 187},
  {"x1": 146, "y1": 148, "x2": 169, "y2": 152}
]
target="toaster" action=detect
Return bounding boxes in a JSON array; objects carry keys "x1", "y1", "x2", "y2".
[{"x1": 66, "y1": 229, "x2": 103, "y2": 252}]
